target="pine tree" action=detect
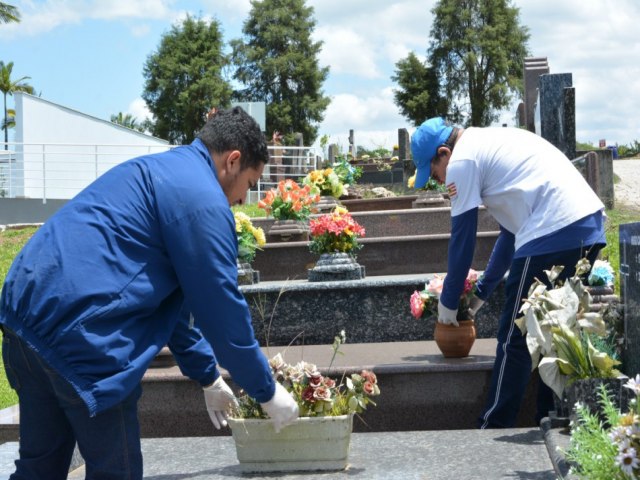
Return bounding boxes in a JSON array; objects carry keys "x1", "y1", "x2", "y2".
[
  {"x1": 231, "y1": 0, "x2": 329, "y2": 145},
  {"x1": 142, "y1": 15, "x2": 231, "y2": 145}
]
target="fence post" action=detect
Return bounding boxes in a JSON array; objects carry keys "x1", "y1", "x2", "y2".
[{"x1": 42, "y1": 144, "x2": 47, "y2": 204}]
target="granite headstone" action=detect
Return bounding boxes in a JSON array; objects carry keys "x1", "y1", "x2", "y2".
[
  {"x1": 619, "y1": 222, "x2": 640, "y2": 377},
  {"x1": 538, "y1": 73, "x2": 576, "y2": 160}
]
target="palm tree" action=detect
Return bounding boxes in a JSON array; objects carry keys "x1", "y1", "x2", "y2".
[
  {"x1": 110, "y1": 112, "x2": 145, "y2": 132},
  {"x1": 0, "y1": 2, "x2": 20, "y2": 24},
  {"x1": 0, "y1": 61, "x2": 34, "y2": 149},
  {"x1": 1, "y1": 107, "x2": 15, "y2": 130}
]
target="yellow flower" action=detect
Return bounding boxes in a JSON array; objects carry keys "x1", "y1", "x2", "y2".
[
  {"x1": 407, "y1": 173, "x2": 416, "y2": 188},
  {"x1": 251, "y1": 226, "x2": 266, "y2": 246}
]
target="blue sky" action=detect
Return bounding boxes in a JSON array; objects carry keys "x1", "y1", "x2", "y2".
[{"x1": 2, "y1": 0, "x2": 640, "y2": 151}]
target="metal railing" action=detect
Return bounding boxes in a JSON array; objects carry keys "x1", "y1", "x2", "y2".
[{"x1": 0, "y1": 142, "x2": 321, "y2": 204}]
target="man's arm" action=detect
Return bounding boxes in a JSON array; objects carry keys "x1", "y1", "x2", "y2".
[{"x1": 440, "y1": 207, "x2": 478, "y2": 311}]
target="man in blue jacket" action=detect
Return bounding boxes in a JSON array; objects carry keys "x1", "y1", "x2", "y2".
[
  {"x1": 411, "y1": 117, "x2": 606, "y2": 429},
  {"x1": 0, "y1": 107, "x2": 298, "y2": 479}
]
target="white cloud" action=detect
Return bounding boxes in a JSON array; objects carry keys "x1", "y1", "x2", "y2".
[
  {"x1": 1, "y1": 0, "x2": 177, "y2": 38},
  {"x1": 127, "y1": 97, "x2": 152, "y2": 122},
  {"x1": 317, "y1": 88, "x2": 408, "y2": 150},
  {"x1": 314, "y1": 27, "x2": 381, "y2": 79}
]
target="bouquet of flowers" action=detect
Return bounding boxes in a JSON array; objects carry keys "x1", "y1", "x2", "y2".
[
  {"x1": 515, "y1": 258, "x2": 622, "y2": 398},
  {"x1": 566, "y1": 376, "x2": 640, "y2": 479},
  {"x1": 332, "y1": 156, "x2": 362, "y2": 186},
  {"x1": 410, "y1": 269, "x2": 479, "y2": 320},
  {"x1": 234, "y1": 211, "x2": 266, "y2": 263},
  {"x1": 234, "y1": 332, "x2": 380, "y2": 419},
  {"x1": 257, "y1": 179, "x2": 319, "y2": 221},
  {"x1": 308, "y1": 206, "x2": 366, "y2": 255},
  {"x1": 302, "y1": 168, "x2": 344, "y2": 198},
  {"x1": 588, "y1": 259, "x2": 615, "y2": 287}
]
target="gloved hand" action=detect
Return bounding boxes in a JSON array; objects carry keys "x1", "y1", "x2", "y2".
[
  {"x1": 203, "y1": 376, "x2": 238, "y2": 429},
  {"x1": 438, "y1": 301, "x2": 459, "y2": 327},
  {"x1": 468, "y1": 295, "x2": 485, "y2": 318},
  {"x1": 260, "y1": 383, "x2": 299, "y2": 433}
]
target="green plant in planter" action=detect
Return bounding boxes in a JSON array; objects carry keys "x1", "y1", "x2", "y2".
[
  {"x1": 565, "y1": 377, "x2": 640, "y2": 479},
  {"x1": 515, "y1": 258, "x2": 623, "y2": 399}
]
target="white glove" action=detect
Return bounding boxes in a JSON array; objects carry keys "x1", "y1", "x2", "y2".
[
  {"x1": 438, "y1": 301, "x2": 459, "y2": 327},
  {"x1": 468, "y1": 295, "x2": 485, "y2": 318},
  {"x1": 260, "y1": 383, "x2": 299, "y2": 433},
  {"x1": 203, "y1": 376, "x2": 238, "y2": 429}
]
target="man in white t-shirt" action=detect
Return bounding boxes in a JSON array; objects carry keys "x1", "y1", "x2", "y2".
[{"x1": 411, "y1": 117, "x2": 606, "y2": 428}]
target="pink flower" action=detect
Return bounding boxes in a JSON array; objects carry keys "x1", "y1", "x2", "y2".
[
  {"x1": 324, "y1": 377, "x2": 336, "y2": 388},
  {"x1": 361, "y1": 370, "x2": 377, "y2": 385},
  {"x1": 410, "y1": 291, "x2": 425, "y2": 319},
  {"x1": 302, "y1": 386, "x2": 316, "y2": 402},
  {"x1": 363, "y1": 381, "x2": 376, "y2": 396},
  {"x1": 313, "y1": 386, "x2": 332, "y2": 401},
  {"x1": 467, "y1": 269, "x2": 479, "y2": 283},
  {"x1": 309, "y1": 374, "x2": 323, "y2": 388},
  {"x1": 426, "y1": 275, "x2": 444, "y2": 297}
]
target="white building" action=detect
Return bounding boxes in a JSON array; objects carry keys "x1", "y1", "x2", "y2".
[{"x1": 3, "y1": 93, "x2": 169, "y2": 200}]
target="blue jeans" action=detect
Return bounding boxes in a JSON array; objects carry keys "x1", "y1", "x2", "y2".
[
  {"x1": 1, "y1": 327, "x2": 143, "y2": 479},
  {"x1": 478, "y1": 244, "x2": 603, "y2": 429}
]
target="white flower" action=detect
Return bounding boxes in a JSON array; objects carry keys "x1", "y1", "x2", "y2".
[
  {"x1": 610, "y1": 426, "x2": 629, "y2": 444},
  {"x1": 615, "y1": 447, "x2": 639, "y2": 476},
  {"x1": 624, "y1": 374, "x2": 640, "y2": 395}
]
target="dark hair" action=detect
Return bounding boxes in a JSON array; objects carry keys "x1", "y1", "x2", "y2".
[
  {"x1": 444, "y1": 127, "x2": 459, "y2": 149},
  {"x1": 196, "y1": 106, "x2": 269, "y2": 170}
]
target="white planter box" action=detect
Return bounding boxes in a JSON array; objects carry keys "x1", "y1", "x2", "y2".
[{"x1": 228, "y1": 414, "x2": 353, "y2": 473}]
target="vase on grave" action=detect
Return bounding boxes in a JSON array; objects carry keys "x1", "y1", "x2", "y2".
[
  {"x1": 237, "y1": 259, "x2": 260, "y2": 285},
  {"x1": 433, "y1": 310, "x2": 476, "y2": 358},
  {"x1": 228, "y1": 414, "x2": 353, "y2": 473},
  {"x1": 267, "y1": 219, "x2": 310, "y2": 242},
  {"x1": 307, "y1": 252, "x2": 365, "y2": 282}
]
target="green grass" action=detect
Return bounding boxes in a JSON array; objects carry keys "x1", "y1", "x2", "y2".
[
  {"x1": 0, "y1": 227, "x2": 37, "y2": 408},
  {"x1": 0, "y1": 202, "x2": 638, "y2": 409},
  {"x1": 232, "y1": 203, "x2": 266, "y2": 218}
]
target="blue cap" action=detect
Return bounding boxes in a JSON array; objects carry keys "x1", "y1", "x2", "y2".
[{"x1": 410, "y1": 117, "x2": 453, "y2": 189}]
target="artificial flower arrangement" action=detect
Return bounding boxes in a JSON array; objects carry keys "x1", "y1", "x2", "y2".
[
  {"x1": 332, "y1": 156, "x2": 362, "y2": 187},
  {"x1": 407, "y1": 173, "x2": 447, "y2": 192},
  {"x1": 588, "y1": 258, "x2": 615, "y2": 287},
  {"x1": 233, "y1": 211, "x2": 266, "y2": 263},
  {"x1": 257, "y1": 179, "x2": 320, "y2": 221},
  {"x1": 302, "y1": 168, "x2": 344, "y2": 198},
  {"x1": 410, "y1": 269, "x2": 479, "y2": 320},
  {"x1": 308, "y1": 206, "x2": 366, "y2": 256},
  {"x1": 233, "y1": 331, "x2": 380, "y2": 419},
  {"x1": 565, "y1": 376, "x2": 640, "y2": 479},
  {"x1": 515, "y1": 258, "x2": 622, "y2": 399}
]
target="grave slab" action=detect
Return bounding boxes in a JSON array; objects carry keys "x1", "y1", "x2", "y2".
[{"x1": 32, "y1": 427, "x2": 556, "y2": 479}]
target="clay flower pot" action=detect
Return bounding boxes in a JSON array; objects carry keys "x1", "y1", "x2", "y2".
[{"x1": 434, "y1": 318, "x2": 477, "y2": 358}]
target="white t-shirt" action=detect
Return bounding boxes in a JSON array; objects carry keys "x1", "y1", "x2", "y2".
[{"x1": 446, "y1": 127, "x2": 604, "y2": 251}]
